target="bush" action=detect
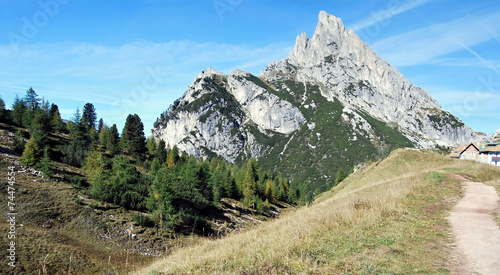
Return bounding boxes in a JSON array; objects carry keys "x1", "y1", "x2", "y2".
[
  {"x1": 121, "y1": 191, "x2": 144, "y2": 210},
  {"x1": 63, "y1": 175, "x2": 87, "y2": 188},
  {"x1": 132, "y1": 213, "x2": 155, "y2": 227}
]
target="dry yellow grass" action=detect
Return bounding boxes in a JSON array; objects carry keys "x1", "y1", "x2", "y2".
[{"x1": 135, "y1": 149, "x2": 500, "y2": 274}]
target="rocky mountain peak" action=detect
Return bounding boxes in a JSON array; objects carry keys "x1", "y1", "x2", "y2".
[
  {"x1": 153, "y1": 11, "x2": 478, "y2": 193},
  {"x1": 289, "y1": 11, "x2": 351, "y2": 68},
  {"x1": 262, "y1": 10, "x2": 476, "y2": 147}
]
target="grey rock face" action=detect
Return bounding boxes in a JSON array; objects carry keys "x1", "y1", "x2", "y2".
[
  {"x1": 261, "y1": 11, "x2": 476, "y2": 147},
  {"x1": 153, "y1": 11, "x2": 477, "y2": 164}
]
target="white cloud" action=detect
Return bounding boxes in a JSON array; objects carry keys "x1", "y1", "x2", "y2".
[
  {"x1": 370, "y1": 10, "x2": 500, "y2": 67},
  {"x1": 349, "y1": 0, "x2": 433, "y2": 32},
  {"x1": 0, "y1": 39, "x2": 292, "y2": 131}
]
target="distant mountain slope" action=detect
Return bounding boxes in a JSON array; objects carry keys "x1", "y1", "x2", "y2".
[{"x1": 152, "y1": 11, "x2": 476, "y2": 192}]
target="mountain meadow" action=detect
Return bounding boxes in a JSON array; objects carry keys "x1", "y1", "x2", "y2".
[{"x1": 136, "y1": 148, "x2": 500, "y2": 274}]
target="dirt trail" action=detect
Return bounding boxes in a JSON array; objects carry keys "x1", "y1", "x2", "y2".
[{"x1": 448, "y1": 175, "x2": 500, "y2": 274}]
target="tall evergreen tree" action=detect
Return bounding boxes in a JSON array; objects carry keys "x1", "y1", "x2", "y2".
[
  {"x1": 242, "y1": 158, "x2": 258, "y2": 207},
  {"x1": 11, "y1": 95, "x2": 27, "y2": 126},
  {"x1": 107, "y1": 124, "x2": 120, "y2": 156},
  {"x1": 24, "y1": 87, "x2": 40, "y2": 112},
  {"x1": 96, "y1": 118, "x2": 104, "y2": 133},
  {"x1": 0, "y1": 96, "x2": 6, "y2": 122},
  {"x1": 30, "y1": 109, "x2": 50, "y2": 148},
  {"x1": 155, "y1": 139, "x2": 167, "y2": 164},
  {"x1": 81, "y1": 103, "x2": 97, "y2": 131},
  {"x1": 146, "y1": 136, "x2": 157, "y2": 157},
  {"x1": 265, "y1": 180, "x2": 276, "y2": 204},
  {"x1": 99, "y1": 124, "x2": 110, "y2": 148},
  {"x1": 122, "y1": 114, "x2": 146, "y2": 157},
  {"x1": 50, "y1": 104, "x2": 64, "y2": 133},
  {"x1": 60, "y1": 107, "x2": 90, "y2": 167},
  {"x1": 39, "y1": 148, "x2": 53, "y2": 179}
]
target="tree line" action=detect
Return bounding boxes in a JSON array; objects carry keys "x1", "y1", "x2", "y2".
[{"x1": 1, "y1": 88, "x2": 303, "y2": 232}]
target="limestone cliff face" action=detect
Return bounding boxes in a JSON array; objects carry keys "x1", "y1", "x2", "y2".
[
  {"x1": 261, "y1": 11, "x2": 476, "y2": 147},
  {"x1": 152, "y1": 11, "x2": 477, "y2": 189},
  {"x1": 152, "y1": 68, "x2": 305, "y2": 162}
]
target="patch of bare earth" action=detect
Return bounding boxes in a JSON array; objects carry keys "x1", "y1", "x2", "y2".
[{"x1": 447, "y1": 174, "x2": 500, "y2": 274}]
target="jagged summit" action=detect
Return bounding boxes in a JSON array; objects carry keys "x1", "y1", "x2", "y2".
[
  {"x1": 153, "y1": 11, "x2": 477, "y2": 192},
  {"x1": 261, "y1": 11, "x2": 475, "y2": 147},
  {"x1": 289, "y1": 11, "x2": 351, "y2": 67}
]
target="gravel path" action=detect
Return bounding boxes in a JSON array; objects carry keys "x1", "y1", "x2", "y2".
[{"x1": 448, "y1": 176, "x2": 500, "y2": 274}]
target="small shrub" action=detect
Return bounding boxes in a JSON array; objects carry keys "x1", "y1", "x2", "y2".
[
  {"x1": 75, "y1": 198, "x2": 83, "y2": 205},
  {"x1": 132, "y1": 213, "x2": 155, "y2": 227}
]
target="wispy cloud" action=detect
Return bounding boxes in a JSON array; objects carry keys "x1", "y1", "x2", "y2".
[
  {"x1": 0, "y1": 40, "x2": 292, "y2": 130},
  {"x1": 370, "y1": 10, "x2": 500, "y2": 68},
  {"x1": 349, "y1": 0, "x2": 433, "y2": 32}
]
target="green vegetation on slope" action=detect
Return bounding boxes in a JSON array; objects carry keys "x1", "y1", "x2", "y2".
[
  {"x1": 135, "y1": 149, "x2": 500, "y2": 274},
  {"x1": 257, "y1": 79, "x2": 414, "y2": 196}
]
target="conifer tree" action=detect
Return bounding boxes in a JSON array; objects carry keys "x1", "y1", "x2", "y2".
[
  {"x1": 155, "y1": 139, "x2": 167, "y2": 164},
  {"x1": 39, "y1": 148, "x2": 53, "y2": 179},
  {"x1": 81, "y1": 103, "x2": 97, "y2": 131},
  {"x1": 265, "y1": 180, "x2": 276, "y2": 204},
  {"x1": 99, "y1": 124, "x2": 109, "y2": 148},
  {"x1": 50, "y1": 104, "x2": 64, "y2": 133},
  {"x1": 242, "y1": 158, "x2": 258, "y2": 207},
  {"x1": 122, "y1": 114, "x2": 146, "y2": 157},
  {"x1": 107, "y1": 124, "x2": 120, "y2": 155},
  {"x1": 0, "y1": 96, "x2": 6, "y2": 122},
  {"x1": 11, "y1": 95, "x2": 26, "y2": 126},
  {"x1": 167, "y1": 145, "x2": 179, "y2": 170},
  {"x1": 24, "y1": 87, "x2": 40, "y2": 112},
  {"x1": 21, "y1": 136, "x2": 41, "y2": 166},
  {"x1": 146, "y1": 136, "x2": 157, "y2": 158},
  {"x1": 96, "y1": 118, "x2": 104, "y2": 133}
]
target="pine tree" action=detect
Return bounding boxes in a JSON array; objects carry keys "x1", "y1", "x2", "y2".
[
  {"x1": 146, "y1": 136, "x2": 157, "y2": 158},
  {"x1": 39, "y1": 148, "x2": 53, "y2": 179},
  {"x1": 50, "y1": 104, "x2": 64, "y2": 133},
  {"x1": 0, "y1": 96, "x2": 6, "y2": 122},
  {"x1": 155, "y1": 139, "x2": 167, "y2": 164},
  {"x1": 31, "y1": 108, "x2": 50, "y2": 148},
  {"x1": 122, "y1": 114, "x2": 146, "y2": 158},
  {"x1": 11, "y1": 95, "x2": 27, "y2": 126},
  {"x1": 81, "y1": 103, "x2": 97, "y2": 131},
  {"x1": 242, "y1": 158, "x2": 258, "y2": 207},
  {"x1": 21, "y1": 136, "x2": 41, "y2": 166},
  {"x1": 96, "y1": 118, "x2": 104, "y2": 133},
  {"x1": 24, "y1": 87, "x2": 40, "y2": 112},
  {"x1": 99, "y1": 124, "x2": 109, "y2": 149},
  {"x1": 265, "y1": 180, "x2": 276, "y2": 204},
  {"x1": 107, "y1": 124, "x2": 120, "y2": 155},
  {"x1": 150, "y1": 158, "x2": 161, "y2": 176}
]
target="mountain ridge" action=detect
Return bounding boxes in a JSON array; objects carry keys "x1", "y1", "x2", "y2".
[{"x1": 152, "y1": 11, "x2": 479, "y2": 192}]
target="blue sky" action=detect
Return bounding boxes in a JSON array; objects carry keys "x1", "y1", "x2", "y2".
[{"x1": 1, "y1": 0, "x2": 499, "y2": 134}]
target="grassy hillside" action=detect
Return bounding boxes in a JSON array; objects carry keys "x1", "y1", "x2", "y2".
[
  {"x1": 136, "y1": 149, "x2": 500, "y2": 274},
  {"x1": 0, "y1": 122, "x2": 288, "y2": 274}
]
